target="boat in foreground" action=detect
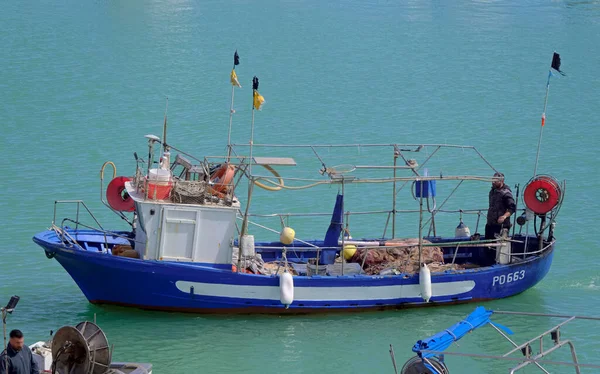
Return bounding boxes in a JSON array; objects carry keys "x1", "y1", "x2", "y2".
[
  {"x1": 1, "y1": 296, "x2": 152, "y2": 374},
  {"x1": 392, "y1": 306, "x2": 600, "y2": 373},
  {"x1": 32, "y1": 58, "x2": 566, "y2": 314}
]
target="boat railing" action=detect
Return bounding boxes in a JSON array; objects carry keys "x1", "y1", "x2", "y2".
[
  {"x1": 52, "y1": 200, "x2": 105, "y2": 232},
  {"x1": 51, "y1": 200, "x2": 108, "y2": 249},
  {"x1": 236, "y1": 207, "x2": 529, "y2": 276},
  {"x1": 51, "y1": 200, "x2": 133, "y2": 252}
]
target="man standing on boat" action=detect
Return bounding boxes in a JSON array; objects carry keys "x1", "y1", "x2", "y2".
[
  {"x1": 0, "y1": 330, "x2": 39, "y2": 374},
  {"x1": 486, "y1": 172, "x2": 516, "y2": 240}
]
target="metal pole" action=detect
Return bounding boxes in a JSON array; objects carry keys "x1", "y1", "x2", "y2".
[
  {"x1": 227, "y1": 86, "x2": 235, "y2": 161},
  {"x1": 249, "y1": 108, "x2": 255, "y2": 176},
  {"x1": 2, "y1": 309, "x2": 8, "y2": 373},
  {"x1": 238, "y1": 180, "x2": 254, "y2": 272},
  {"x1": 512, "y1": 183, "x2": 520, "y2": 237},
  {"x1": 392, "y1": 150, "x2": 398, "y2": 238},
  {"x1": 146, "y1": 139, "x2": 155, "y2": 201},
  {"x1": 493, "y1": 310, "x2": 600, "y2": 321},
  {"x1": 533, "y1": 71, "x2": 552, "y2": 176},
  {"x1": 489, "y1": 322, "x2": 550, "y2": 374},
  {"x1": 162, "y1": 97, "x2": 169, "y2": 153},
  {"x1": 418, "y1": 180, "x2": 424, "y2": 265},
  {"x1": 341, "y1": 179, "x2": 345, "y2": 275},
  {"x1": 539, "y1": 215, "x2": 546, "y2": 252},
  {"x1": 389, "y1": 344, "x2": 398, "y2": 374}
]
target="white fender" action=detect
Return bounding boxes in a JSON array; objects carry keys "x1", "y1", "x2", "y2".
[
  {"x1": 419, "y1": 263, "x2": 432, "y2": 302},
  {"x1": 279, "y1": 271, "x2": 294, "y2": 307}
]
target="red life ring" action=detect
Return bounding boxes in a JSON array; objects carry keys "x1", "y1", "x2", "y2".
[
  {"x1": 523, "y1": 175, "x2": 561, "y2": 215},
  {"x1": 106, "y1": 176, "x2": 135, "y2": 212},
  {"x1": 208, "y1": 164, "x2": 236, "y2": 198}
]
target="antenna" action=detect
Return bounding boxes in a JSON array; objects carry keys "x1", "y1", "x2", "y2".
[
  {"x1": 2, "y1": 295, "x2": 20, "y2": 372},
  {"x1": 162, "y1": 97, "x2": 169, "y2": 153}
]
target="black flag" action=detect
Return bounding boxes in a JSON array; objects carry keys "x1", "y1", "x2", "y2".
[
  {"x1": 234, "y1": 50, "x2": 240, "y2": 67},
  {"x1": 551, "y1": 52, "x2": 565, "y2": 76},
  {"x1": 252, "y1": 76, "x2": 259, "y2": 90}
]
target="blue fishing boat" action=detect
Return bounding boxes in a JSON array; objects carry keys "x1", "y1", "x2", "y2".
[{"x1": 32, "y1": 53, "x2": 566, "y2": 314}]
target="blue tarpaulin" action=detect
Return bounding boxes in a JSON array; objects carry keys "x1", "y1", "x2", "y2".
[
  {"x1": 412, "y1": 306, "x2": 495, "y2": 359},
  {"x1": 321, "y1": 194, "x2": 343, "y2": 265}
]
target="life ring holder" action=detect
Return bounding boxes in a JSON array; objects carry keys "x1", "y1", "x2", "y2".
[
  {"x1": 523, "y1": 175, "x2": 562, "y2": 215},
  {"x1": 208, "y1": 164, "x2": 237, "y2": 198}
]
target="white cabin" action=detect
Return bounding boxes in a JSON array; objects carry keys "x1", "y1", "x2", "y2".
[{"x1": 125, "y1": 180, "x2": 240, "y2": 268}]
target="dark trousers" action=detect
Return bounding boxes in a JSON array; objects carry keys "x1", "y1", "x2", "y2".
[{"x1": 485, "y1": 222, "x2": 511, "y2": 240}]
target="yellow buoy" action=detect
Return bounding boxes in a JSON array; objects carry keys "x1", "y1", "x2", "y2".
[
  {"x1": 280, "y1": 227, "x2": 295, "y2": 245},
  {"x1": 343, "y1": 245, "x2": 357, "y2": 260}
]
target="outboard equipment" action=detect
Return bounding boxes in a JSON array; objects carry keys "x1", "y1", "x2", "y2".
[
  {"x1": 400, "y1": 355, "x2": 449, "y2": 374},
  {"x1": 51, "y1": 321, "x2": 111, "y2": 374}
]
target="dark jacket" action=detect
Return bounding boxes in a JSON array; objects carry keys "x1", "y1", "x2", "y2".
[
  {"x1": 487, "y1": 184, "x2": 516, "y2": 225},
  {"x1": 0, "y1": 344, "x2": 39, "y2": 374}
]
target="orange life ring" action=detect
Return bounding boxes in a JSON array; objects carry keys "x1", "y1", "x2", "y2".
[
  {"x1": 523, "y1": 175, "x2": 561, "y2": 215},
  {"x1": 106, "y1": 176, "x2": 135, "y2": 212},
  {"x1": 208, "y1": 164, "x2": 236, "y2": 198}
]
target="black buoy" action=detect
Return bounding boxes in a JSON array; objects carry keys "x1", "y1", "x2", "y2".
[{"x1": 517, "y1": 212, "x2": 528, "y2": 226}]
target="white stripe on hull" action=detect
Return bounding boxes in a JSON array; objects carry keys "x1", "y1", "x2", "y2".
[{"x1": 175, "y1": 280, "x2": 476, "y2": 301}]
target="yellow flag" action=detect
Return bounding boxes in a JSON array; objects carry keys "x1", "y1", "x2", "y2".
[
  {"x1": 253, "y1": 90, "x2": 265, "y2": 110},
  {"x1": 230, "y1": 69, "x2": 241, "y2": 87}
]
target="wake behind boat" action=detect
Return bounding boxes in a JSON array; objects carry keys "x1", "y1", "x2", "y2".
[{"x1": 32, "y1": 53, "x2": 566, "y2": 314}]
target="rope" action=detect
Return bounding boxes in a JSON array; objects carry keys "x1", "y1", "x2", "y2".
[
  {"x1": 253, "y1": 165, "x2": 285, "y2": 191},
  {"x1": 256, "y1": 177, "x2": 328, "y2": 190},
  {"x1": 445, "y1": 329, "x2": 458, "y2": 341}
]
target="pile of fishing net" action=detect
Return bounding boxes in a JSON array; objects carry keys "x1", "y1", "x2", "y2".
[
  {"x1": 232, "y1": 252, "x2": 297, "y2": 275},
  {"x1": 347, "y1": 238, "x2": 461, "y2": 275}
]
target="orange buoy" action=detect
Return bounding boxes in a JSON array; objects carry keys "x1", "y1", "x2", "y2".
[
  {"x1": 106, "y1": 176, "x2": 135, "y2": 212},
  {"x1": 523, "y1": 175, "x2": 561, "y2": 215},
  {"x1": 231, "y1": 264, "x2": 253, "y2": 274},
  {"x1": 208, "y1": 164, "x2": 236, "y2": 198}
]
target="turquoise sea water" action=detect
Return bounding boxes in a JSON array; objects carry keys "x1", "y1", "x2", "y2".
[{"x1": 2, "y1": 0, "x2": 599, "y2": 372}]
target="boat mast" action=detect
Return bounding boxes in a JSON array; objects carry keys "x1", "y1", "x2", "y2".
[
  {"x1": 417, "y1": 179, "x2": 424, "y2": 265},
  {"x1": 340, "y1": 179, "x2": 346, "y2": 275},
  {"x1": 533, "y1": 52, "x2": 564, "y2": 176},
  {"x1": 237, "y1": 75, "x2": 261, "y2": 272},
  {"x1": 392, "y1": 149, "x2": 398, "y2": 238},
  {"x1": 162, "y1": 97, "x2": 168, "y2": 152},
  {"x1": 227, "y1": 86, "x2": 236, "y2": 162},
  {"x1": 227, "y1": 50, "x2": 241, "y2": 162}
]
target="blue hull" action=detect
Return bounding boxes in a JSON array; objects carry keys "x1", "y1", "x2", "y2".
[{"x1": 33, "y1": 230, "x2": 554, "y2": 314}]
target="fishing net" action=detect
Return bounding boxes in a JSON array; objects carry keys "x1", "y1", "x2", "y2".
[
  {"x1": 348, "y1": 238, "x2": 460, "y2": 275},
  {"x1": 171, "y1": 180, "x2": 208, "y2": 205},
  {"x1": 231, "y1": 252, "x2": 297, "y2": 275}
]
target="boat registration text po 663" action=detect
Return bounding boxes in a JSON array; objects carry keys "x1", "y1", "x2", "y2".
[{"x1": 493, "y1": 271, "x2": 526, "y2": 286}]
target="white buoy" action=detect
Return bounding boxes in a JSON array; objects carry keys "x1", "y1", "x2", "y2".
[
  {"x1": 496, "y1": 241, "x2": 512, "y2": 265},
  {"x1": 419, "y1": 263, "x2": 432, "y2": 302},
  {"x1": 279, "y1": 271, "x2": 294, "y2": 307},
  {"x1": 455, "y1": 220, "x2": 471, "y2": 238},
  {"x1": 240, "y1": 235, "x2": 255, "y2": 256}
]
